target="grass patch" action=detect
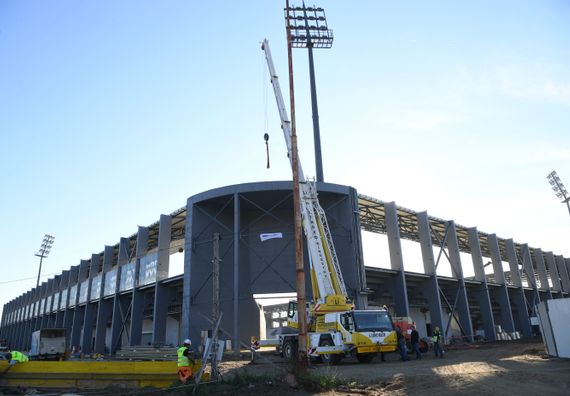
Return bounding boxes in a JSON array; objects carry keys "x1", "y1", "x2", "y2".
[{"x1": 298, "y1": 372, "x2": 346, "y2": 392}]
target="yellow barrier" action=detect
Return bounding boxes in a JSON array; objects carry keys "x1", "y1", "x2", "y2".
[{"x1": 0, "y1": 360, "x2": 182, "y2": 389}]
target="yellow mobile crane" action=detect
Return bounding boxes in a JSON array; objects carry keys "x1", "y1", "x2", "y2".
[{"x1": 261, "y1": 39, "x2": 397, "y2": 364}]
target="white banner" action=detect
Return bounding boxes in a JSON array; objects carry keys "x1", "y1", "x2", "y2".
[{"x1": 260, "y1": 232, "x2": 283, "y2": 242}]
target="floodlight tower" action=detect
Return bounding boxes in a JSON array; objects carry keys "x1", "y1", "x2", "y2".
[
  {"x1": 285, "y1": 2, "x2": 333, "y2": 183},
  {"x1": 35, "y1": 234, "x2": 55, "y2": 288},
  {"x1": 547, "y1": 170, "x2": 570, "y2": 216}
]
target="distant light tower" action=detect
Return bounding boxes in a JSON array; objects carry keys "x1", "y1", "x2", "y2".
[
  {"x1": 285, "y1": 2, "x2": 333, "y2": 183},
  {"x1": 547, "y1": 171, "x2": 570, "y2": 216},
  {"x1": 35, "y1": 234, "x2": 55, "y2": 288}
]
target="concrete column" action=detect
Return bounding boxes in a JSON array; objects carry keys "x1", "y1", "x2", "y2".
[
  {"x1": 385, "y1": 202, "x2": 410, "y2": 317},
  {"x1": 416, "y1": 211, "x2": 444, "y2": 333},
  {"x1": 487, "y1": 234, "x2": 515, "y2": 333},
  {"x1": 94, "y1": 246, "x2": 115, "y2": 355},
  {"x1": 556, "y1": 255, "x2": 570, "y2": 293},
  {"x1": 446, "y1": 221, "x2": 473, "y2": 341},
  {"x1": 545, "y1": 252, "x2": 562, "y2": 295},
  {"x1": 533, "y1": 248, "x2": 553, "y2": 299},
  {"x1": 82, "y1": 254, "x2": 100, "y2": 354},
  {"x1": 129, "y1": 226, "x2": 149, "y2": 346},
  {"x1": 467, "y1": 227, "x2": 496, "y2": 341},
  {"x1": 110, "y1": 238, "x2": 130, "y2": 354},
  {"x1": 505, "y1": 239, "x2": 532, "y2": 337},
  {"x1": 152, "y1": 215, "x2": 172, "y2": 345}
]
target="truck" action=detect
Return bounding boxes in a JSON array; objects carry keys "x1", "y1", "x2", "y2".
[
  {"x1": 30, "y1": 328, "x2": 66, "y2": 360},
  {"x1": 260, "y1": 39, "x2": 397, "y2": 364}
]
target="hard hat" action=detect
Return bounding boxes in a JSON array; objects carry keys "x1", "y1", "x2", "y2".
[{"x1": 183, "y1": 339, "x2": 192, "y2": 345}]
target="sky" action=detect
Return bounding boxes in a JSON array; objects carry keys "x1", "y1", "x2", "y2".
[{"x1": 1, "y1": 0, "x2": 570, "y2": 318}]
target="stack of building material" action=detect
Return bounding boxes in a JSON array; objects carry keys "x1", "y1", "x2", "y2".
[
  {"x1": 115, "y1": 345, "x2": 178, "y2": 361},
  {"x1": 494, "y1": 325, "x2": 521, "y2": 341}
]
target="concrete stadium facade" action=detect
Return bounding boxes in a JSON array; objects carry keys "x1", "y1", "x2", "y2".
[{"x1": 1, "y1": 181, "x2": 569, "y2": 354}]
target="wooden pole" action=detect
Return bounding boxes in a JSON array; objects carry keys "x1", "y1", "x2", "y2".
[{"x1": 285, "y1": 0, "x2": 308, "y2": 369}]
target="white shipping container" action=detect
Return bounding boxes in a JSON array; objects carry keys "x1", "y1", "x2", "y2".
[{"x1": 536, "y1": 299, "x2": 570, "y2": 358}]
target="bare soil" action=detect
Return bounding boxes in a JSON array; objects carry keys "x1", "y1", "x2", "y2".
[{"x1": 213, "y1": 339, "x2": 570, "y2": 395}]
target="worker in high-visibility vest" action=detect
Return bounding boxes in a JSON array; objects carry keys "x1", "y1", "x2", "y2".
[
  {"x1": 177, "y1": 339, "x2": 195, "y2": 384},
  {"x1": 5, "y1": 350, "x2": 29, "y2": 366}
]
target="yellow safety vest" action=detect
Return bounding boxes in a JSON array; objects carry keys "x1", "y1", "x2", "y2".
[
  {"x1": 11, "y1": 351, "x2": 29, "y2": 363},
  {"x1": 177, "y1": 346, "x2": 190, "y2": 367}
]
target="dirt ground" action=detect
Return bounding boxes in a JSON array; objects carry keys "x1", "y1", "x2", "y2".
[{"x1": 214, "y1": 339, "x2": 570, "y2": 395}]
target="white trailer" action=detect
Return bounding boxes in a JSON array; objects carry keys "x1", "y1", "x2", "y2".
[{"x1": 30, "y1": 328, "x2": 66, "y2": 360}]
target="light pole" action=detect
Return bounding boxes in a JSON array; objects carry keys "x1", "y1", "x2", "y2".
[
  {"x1": 547, "y1": 171, "x2": 570, "y2": 216},
  {"x1": 285, "y1": 2, "x2": 333, "y2": 183},
  {"x1": 35, "y1": 234, "x2": 55, "y2": 288}
]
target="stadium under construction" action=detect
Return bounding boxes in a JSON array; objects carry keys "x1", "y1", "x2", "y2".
[{"x1": 1, "y1": 180, "x2": 569, "y2": 355}]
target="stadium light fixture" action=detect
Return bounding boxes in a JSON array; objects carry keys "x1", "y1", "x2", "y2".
[
  {"x1": 547, "y1": 170, "x2": 570, "y2": 216},
  {"x1": 285, "y1": 2, "x2": 333, "y2": 183},
  {"x1": 35, "y1": 234, "x2": 55, "y2": 288}
]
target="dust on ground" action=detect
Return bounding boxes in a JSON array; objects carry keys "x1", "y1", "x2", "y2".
[{"x1": 214, "y1": 339, "x2": 570, "y2": 395}]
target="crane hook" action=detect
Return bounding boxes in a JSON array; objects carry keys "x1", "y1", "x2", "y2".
[{"x1": 264, "y1": 133, "x2": 270, "y2": 169}]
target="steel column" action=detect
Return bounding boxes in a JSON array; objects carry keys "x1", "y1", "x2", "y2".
[
  {"x1": 233, "y1": 193, "x2": 240, "y2": 353},
  {"x1": 385, "y1": 201, "x2": 410, "y2": 317},
  {"x1": 62, "y1": 266, "x2": 78, "y2": 349},
  {"x1": 181, "y1": 202, "x2": 193, "y2": 346},
  {"x1": 416, "y1": 211, "x2": 444, "y2": 334},
  {"x1": 110, "y1": 238, "x2": 130, "y2": 354},
  {"x1": 81, "y1": 254, "x2": 100, "y2": 354},
  {"x1": 55, "y1": 270, "x2": 70, "y2": 328},
  {"x1": 467, "y1": 227, "x2": 496, "y2": 341},
  {"x1": 505, "y1": 239, "x2": 532, "y2": 337},
  {"x1": 487, "y1": 234, "x2": 516, "y2": 333},
  {"x1": 446, "y1": 221, "x2": 473, "y2": 341},
  {"x1": 129, "y1": 226, "x2": 149, "y2": 346},
  {"x1": 533, "y1": 248, "x2": 553, "y2": 299},
  {"x1": 94, "y1": 246, "x2": 114, "y2": 355},
  {"x1": 545, "y1": 252, "x2": 562, "y2": 296},
  {"x1": 556, "y1": 255, "x2": 570, "y2": 293},
  {"x1": 152, "y1": 214, "x2": 172, "y2": 345}
]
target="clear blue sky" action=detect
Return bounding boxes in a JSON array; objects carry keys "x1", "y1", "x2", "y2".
[{"x1": 1, "y1": 1, "x2": 569, "y2": 317}]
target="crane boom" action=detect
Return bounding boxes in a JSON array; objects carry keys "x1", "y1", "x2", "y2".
[{"x1": 261, "y1": 39, "x2": 349, "y2": 309}]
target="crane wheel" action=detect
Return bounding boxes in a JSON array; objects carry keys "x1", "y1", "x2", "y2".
[
  {"x1": 356, "y1": 353, "x2": 375, "y2": 363},
  {"x1": 282, "y1": 339, "x2": 297, "y2": 361}
]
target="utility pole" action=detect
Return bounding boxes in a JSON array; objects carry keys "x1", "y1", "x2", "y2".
[
  {"x1": 35, "y1": 234, "x2": 55, "y2": 288},
  {"x1": 285, "y1": 0, "x2": 308, "y2": 369}
]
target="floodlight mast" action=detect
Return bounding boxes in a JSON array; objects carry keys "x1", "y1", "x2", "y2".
[
  {"x1": 35, "y1": 234, "x2": 55, "y2": 288},
  {"x1": 547, "y1": 171, "x2": 570, "y2": 216},
  {"x1": 285, "y1": 2, "x2": 333, "y2": 183}
]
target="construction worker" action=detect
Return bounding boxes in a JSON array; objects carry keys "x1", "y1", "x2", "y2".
[
  {"x1": 5, "y1": 350, "x2": 29, "y2": 366},
  {"x1": 410, "y1": 324, "x2": 422, "y2": 360},
  {"x1": 177, "y1": 339, "x2": 195, "y2": 384},
  {"x1": 432, "y1": 326, "x2": 444, "y2": 358},
  {"x1": 395, "y1": 326, "x2": 409, "y2": 361}
]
